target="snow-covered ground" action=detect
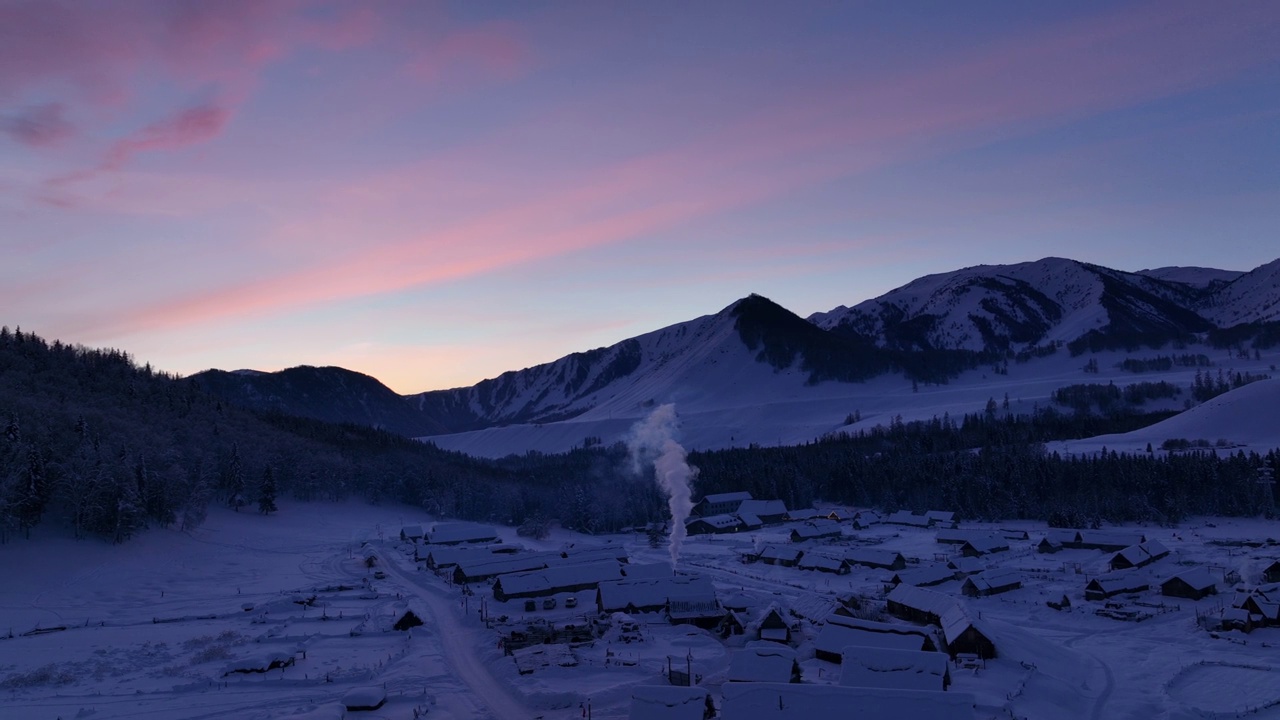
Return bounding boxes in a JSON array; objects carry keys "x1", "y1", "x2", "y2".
[{"x1": 3, "y1": 503, "x2": 1280, "y2": 719}]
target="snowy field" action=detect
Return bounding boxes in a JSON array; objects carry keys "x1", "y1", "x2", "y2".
[{"x1": 2, "y1": 503, "x2": 1280, "y2": 719}]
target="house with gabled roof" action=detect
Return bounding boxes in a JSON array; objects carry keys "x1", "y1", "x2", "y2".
[
  {"x1": 754, "y1": 604, "x2": 793, "y2": 644},
  {"x1": 1161, "y1": 567, "x2": 1218, "y2": 600},
  {"x1": 887, "y1": 565, "x2": 956, "y2": 588},
  {"x1": 940, "y1": 604, "x2": 996, "y2": 659},
  {"x1": 1073, "y1": 531, "x2": 1145, "y2": 552},
  {"x1": 814, "y1": 620, "x2": 932, "y2": 662},
  {"x1": 427, "y1": 522, "x2": 499, "y2": 546},
  {"x1": 960, "y1": 536, "x2": 1010, "y2": 557},
  {"x1": 1037, "y1": 529, "x2": 1079, "y2": 553},
  {"x1": 1084, "y1": 572, "x2": 1149, "y2": 601},
  {"x1": 1262, "y1": 560, "x2": 1280, "y2": 584},
  {"x1": 851, "y1": 510, "x2": 881, "y2": 529},
  {"x1": 790, "y1": 519, "x2": 842, "y2": 542},
  {"x1": 845, "y1": 548, "x2": 906, "y2": 571},
  {"x1": 629, "y1": 685, "x2": 714, "y2": 720},
  {"x1": 738, "y1": 499, "x2": 789, "y2": 525},
  {"x1": 797, "y1": 553, "x2": 851, "y2": 575},
  {"x1": 947, "y1": 556, "x2": 986, "y2": 576},
  {"x1": 840, "y1": 646, "x2": 950, "y2": 691},
  {"x1": 925, "y1": 510, "x2": 957, "y2": 528},
  {"x1": 1235, "y1": 588, "x2": 1280, "y2": 626},
  {"x1": 823, "y1": 614, "x2": 937, "y2": 651},
  {"x1": 686, "y1": 514, "x2": 744, "y2": 535},
  {"x1": 399, "y1": 524, "x2": 424, "y2": 542},
  {"x1": 886, "y1": 585, "x2": 958, "y2": 626},
  {"x1": 1109, "y1": 540, "x2": 1170, "y2": 571},
  {"x1": 596, "y1": 576, "x2": 716, "y2": 615},
  {"x1": 491, "y1": 560, "x2": 622, "y2": 601},
  {"x1": 885, "y1": 510, "x2": 930, "y2": 528},
  {"x1": 961, "y1": 568, "x2": 1022, "y2": 597},
  {"x1": 691, "y1": 491, "x2": 752, "y2": 517},
  {"x1": 757, "y1": 545, "x2": 803, "y2": 567},
  {"x1": 728, "y1": 643, "x2": 801, "y2": 683}
]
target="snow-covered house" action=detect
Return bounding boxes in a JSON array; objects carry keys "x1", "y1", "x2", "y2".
[
  {"x1": 596, "y1": 576, "x2": 716, "y2": 615},
  {"x1": 797, "y1": 552, "x2": 851, "y2": 574},
  {"x1": 399, "y1": 524, "x2": 424, "y2": 542},
  {"x1": 728, "y1": 643, "x2": 801, "y2": 683},
  {"x1": 940, "y1": 604, "x2": 996, "y2": 659},
  {"x1": 757, "y1": 545, "x2": 804, "y2": 567},
  {"x1": 623, "y1": 563, "x2": 674, "y2": 580},
  {"x1": 814, "y1": 619, "x2": 932, "y2": 662},
  {"x1": 935, "y1": 529, "x2": 999, "y2": 545},
  {"x1": 737, "y1": 512, "x2": 764, "y2": 531},
  {"x1": 720, "y1": 683, "x2": 977, "y2": 720},
  {"x1": 884, "y1": 510, "x2": 930, "y2": 528},
  {"x1": 1162, "y1": 568, "x2": 1218, "y2": 600},
  {"x1": 1261, "y1": 560, "x2": 1280, "y2": 584},
  {"x1": 839, "y1": 646, "x2": 950, "y2": 691},
  {"x1": 686, "y1": 514, "x2": 744, "y2": 535},
  {"x1": 946, "y1": 556, "x2": 986, "y2": 576},
  {"x1": 1109, "y1": 540, "x2": 1170, "y2": 571},
  {"x1": 790, "y1": 519, "x2": 842, "y2": 542},
  {"x1": 692, "y1": 492, "x2": 753, "y2": 517},
  {"x1": 1037, "y1": 529, "x2": 1079, "y2": 554},
  {"x1": 453, "y1": 553, "x2": 554, "y2": 584},
  {"x1": 754, "y1": 605, "x2": 792, "y2": 644},
  {"x1": 1235, "y1": 588, "x2": 1280, "y2": 626},
  {"x1": 886, "y1": 585, "x2": 958, "y2": 626},
  {"x1": 845, "y1": 547, "x2": 906, "y2": 571},
  {"x1": 492, "y1": 560, "x2": 622, "y2": 601},
  {"x1": 786, "y1": 508, "x2": 820, "y2": 522},
  {"x1": 427, "y1": 522, "x2": 499, "y2": 545},
  {"x1": 738, "y1": 499, "x2": 789, "y2": 525},
  {"x1": 1072, "y1": 530, "x2": 1145, "y2": 552},
  {"x1": 959, "y1": 536, "x2": 1010, "y2": 557},
  {"x1": 1084, "y1": 572, "x2": 1150, "y2": 600},
  {"x1": 961, "y1": 568, "x2": 1022, "y2": 597},
  {"x1": 668, "y1": 587, "x2": 722, "y2": 628},
  {"x1": 851, "y1": 510, "x2": 881, "y2": 529},
  {"x1": 887, "y1": 565, "x2": 956, "y2": 588},
  {"x1": 629, "y1": 685, "x2": 714, "y2": 720},
  {"x1": 925, "y1": 510, "x2": 957, "y2": 528}
]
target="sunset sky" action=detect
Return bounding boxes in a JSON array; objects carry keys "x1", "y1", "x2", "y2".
[{"x1": 4, "y1": 1, "x2": 1279, "y2": 394}]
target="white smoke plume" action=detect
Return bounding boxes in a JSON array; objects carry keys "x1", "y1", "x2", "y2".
[{"x1": 628, "y1": 404, "x2": 697, "y2": 569}]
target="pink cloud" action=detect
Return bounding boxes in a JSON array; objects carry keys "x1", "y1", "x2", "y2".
[
  {"x1": 103, "y1": 103, "x2": 232, "y2": 170},
  {"x1": 1, "y1": 102, "x2": 74, "y2": 146},
  {"x1": 406, "y1": 21, "x2": 530, "y2": 82}
]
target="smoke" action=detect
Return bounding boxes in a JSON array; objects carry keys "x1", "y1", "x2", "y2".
[{"x1": 628, "y1": 404, "x2": 697, "y2": 569}]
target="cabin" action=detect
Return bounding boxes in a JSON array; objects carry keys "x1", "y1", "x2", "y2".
[
  {"x1": 959, "y1": 536, "x2": 1010, "y2": 557},
  {"x1": 686, "y1": 514, "x2": 744, "y2": 535},
  {"x1": 738, "y1": 499, "x2": 789, "y2": 525},
  {"x1": 851, "y1": 511, "x2": 881, "y2": 529},
  {"x1": 925, "y1": 510, "x2": 957, "y2": 528},
  {"x1": 946, "y1": 556, "x2": 986, "y2": 576},
  {"x1": 885, "y1": 584, "x2": 958, "y2": 626},
  {"x1": 790, "y1": 519, "x2": 842, "y2": 542},
  {"x1": 737, "y1": 512, "x2": 764, "y2": 531},
  {"x1": 845, "y1": 548, "x2": 907, "y2": 571},
  {"x1": 729, "y1": 643, "x2": 802, "y2": 683},
  {"x1": 961, "y1": 568, "x2": 1022, "y2": 597},
  {"x1": 1084, "y1": 572, "x2": 1149, "y2": 601},
  {"x1": 629, "y1": 685, "x2": 715, "y2": 720},
  {"x1": 427, "y1": 522, "x2": 499, "y2": 546},
  {"x1": 814, "y1": 619, "x2": 933, "y2": 662},
  {"x1": 755, "y1": 605, "x2": 792, "y2": 644},
  {"x1": 691, "y1": 491, "x2": 753, "y2": 518},
  {"x1": 940, "y1": 605, "x2": 996, "y2": 659},
  {"x1": 797, "y1": 553, "x2": 852, "y2": 575},
  {"x1": 1072, "y1": 531, "x2": 1145, "y2": 552},
  {"x1": 1262, "y1": 560, "x2": 1280, "y2": 584},
  {"x1": 596, "y1": 576, "x2": 716, "y2": 615},
  {"x1": 757, "y1": 546, "x2": 804, "y2": 567},
  {"x1": 935, "y1": 529, "x2": 999, "y2": 545},
  {"x1": 1235, "y1": 589, "x2": 1280, "y2": 626},
  {"x1": 491, "y1": 561, "x2": 622, "y2": 602},
  {"x1": 720, "y1": 683, "x2": 977, "y2": 720},
  {"x1": 399, "y1": 524, "x2": 424, "y2": 542},
  {"x1": 1161, "y1": 568, "x2": 1218, "y2": 600},
  {"x1": 887, "y1": 565, "x2": 956, "y2": 588},
  {"x1": 341, "y1": 686, "x2": 387, "y2": 712},
  {"x1": 840, "y1": 646, "x2": 950, "y2": 691},
  {"x1": 1109, "y1": 540, "x2": 1170, "y2": 571},
  {"x1": 453, "y1": 553, "x2": 553, "y2": 584},
  {"x1": 668, "y1": 593, "x2": 723, "y2": 629},
  {"x1": 823, "y1": 614, "x2": 937, "y2": 650}
]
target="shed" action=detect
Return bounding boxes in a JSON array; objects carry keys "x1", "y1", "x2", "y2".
[
  {"x1": 845, "y1": 548, "x2": 907, "y2": 571},
  {"x1": 939, "y1": 605, "x2": 996, "y2": 659},
  {"x1": 960, "y1": 536, "x2": 1010, "y2": 557},
  {"x1": 1161, "y1": 568, "x2": 1218, "y2": 600},
  {"x1": 840, "y1": 646, "x2": 950, "y2": 691},
  {"x1": 961, "y1": 568, "x2": 1022, "y2": 597},
  {"x1": 728, "y1": 643, "x2": 801, "y2": 683},
  {"x1": 790, "y1": 519, "x2": 842, "y2": 542},
  {"x1": 1262, "y1": 560, "x2": 1280, "y2": 584},
  {"x1": 629, "y1": 685, "x2": 714, "y2": 720},
  {"x1": 1084, "y1": 572, "x2": 1149, "y2": 601},
  {"x1": 758, "y1": 545, "x2": 803, "y2": 567}
]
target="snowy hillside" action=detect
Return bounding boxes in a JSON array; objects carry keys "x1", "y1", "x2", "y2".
[
  {"x1": 1197, "y1": 258, "x2": 1280, "y2": 327},
  {"x1": 1137, "y1": 265, "x2": 1244, "y2": 289}
]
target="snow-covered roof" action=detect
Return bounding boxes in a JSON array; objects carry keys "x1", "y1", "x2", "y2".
[
  {"x1": 720, "y1": 683, "x2": 976, "y2": 720},
  {"x1": 1086, "y1": 571, "x2": 1150, "y2": 596},
  {"x1": 1077, "y1": 530, "x2": 1145, "y2": 548},
  {"x1": 887, "y1": 584, "x2": 959, "y2": 620},
  {"x1": 759, "y1": 545, "x2": 803, "y2": 563},
  {"x1": 961, "y1": 536, "x2": 1009, "y2": 554},
  {"x1": 925, "y1": 510, "x2": 955, "y2": 523},
  {"x1": 455, "y1": 553, "x2": 552, "y2": 580},
  {"x1": 962, "y1": 568, "x2": 1022, "y2": 594},
  {"x1": 341, "y1": 686, "x2": 387, "y2": 711},
  {"x1": 947, "y1": 556, "x2": 986, "y2": 574},
  {"x1": 739, "y1": 499, "x2": 788, "y2": 516},
  {"x1": 815, "y1": 622, "x2": 926, "y2": 656},
  {"x1": 597, "y1": 576, "x2": 716, "y2": 612},
  {"x1": 845, "y1": 548, "x2": 905, "y2": 568},
  {"x1": 797, "y1": 553, "x2": 847, "y2": 572},
  {"x1": 702, "y1": 491, "x2": 753, "y2": 504},
  {"x1": 839, "y1": 646, "x2": 949, "y2": 690},
  {"x1": 629, "y1": 685, "x2": 710, "y2": 720},
  {"x1": 400, "y1": 524, "x2": 424, "y2": 538},
  {"x1": 623, "y1": 563, "x2": 674, "y2": 580},
  {"x1": 891, "y1": 565, "x2": 956, "y2": 587},
  {"x1": 885, "y1": 510, "x2": 930, "y2": 527},
  {"x1": 1042, "y1": 529, "x2": 1079, "y2": 545},
  {"x1": 494, "y1": 560, "x2": 622, "y2": 597},
  {"x1": 428, "y1": 522, "x2": 499, "y2": 545},
  {"x1": 939, "y1": 604, "x2": 989, "y2": 650},
  {"x1": 737, "y1": 512, "x2": 763, "y2": 528},
  {"x1": 1164, "y1": 567, "x2": 1218, "y2": 592},
  {"x1": 791, "y1": 519, "x2": 842, "y2": 539},
  {"x1": 728, "y1": 643, "x2": 798, "y2": 683},
  {"x1": 786, "y1": 508, "x2": 820, "y2": 521},
  {"x1": 692, "y1": 514, "x2": 743, "y2": 529},
  {"x1": 1112, "y1": 540, "x2": 1170, "y2": 567}
]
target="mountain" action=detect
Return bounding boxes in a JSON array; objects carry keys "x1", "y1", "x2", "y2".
[
  {"x1": 195, "y1": 257, "x2": 1280, "y2": 458},
  {"x1": 191, "y1": 365, "x2": 450, "y2": 437}
]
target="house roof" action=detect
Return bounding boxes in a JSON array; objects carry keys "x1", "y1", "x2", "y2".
[
  {"x1": 759, "y1": 545, "x2": 804, "y2": 563},
  {"x1": 939, "y1": 604, "x2": 988, "y2": 649},
  {"x1": 597, "y1": 576, "x2": 716, "y2": 612},
  {"x1": 962, "y1": 568, "x2": 1022, "y2": 594},
  {"x1": 961, "y1": 536, "x2": 1009, "y2": 554},
  {"x1": 400, "y1": 524, "x2": 424, "y2": 538},
  {"x1": 825, "y1": 614, "x2": 931, "y2": 636},
  {"x1": 428, "y1": 522, "x2": 499, "y2": 545},
  {"x1": 1042, "y1": 529, "x2": 1079, "y2": 545},
  {"x1": 737, "y1": 512, "x2": 763, "y2": 528},
  {"x1": 925, "y1": 511, "x2": 955, "y2": 523},
  {"x1": 887, "y1": 584, "x2": 959, "y2": 620},
  {"x1": 739, "y1": 499, "x2": 788, "y2": 516},
  {"x1": 815, "y1": 622, "x2": 925, "y2": 655},
  {"x1": 935, "y1": 529, "x2": 1003, "y2": 544},
  {"x1": 839, "y1": 647, "x2": 949, "y2": 690},
  {"x1": 691, "y1": 514, "x2": 742, "y2": 529},
  {"x1": 885, "y1": 510, "x2": 930, "y2": 527},
  {"x1": 845, "y1": 548, "x2": 905, "y2": 567},
  {"x1": 891, "y1": 565, "x2": 956, "y2": 587},
  {"x1": 629, "y1": 685, "x2": 710, "y2": 720},
  {"x1": 456, "y1": 553, "x2": 554, "y2": 580},
  {"x1": 798, "y1": 553, "x2": 848, "y2": 572},
  {"x1": 1086, "y1": 571, "x2": 1150, "y2": 596},
  {"x1": 728, "y1": 643, "x2": 798, "y2": 683},
  {"x1": 947, "y1": 556, "x2": 987, "y2": 574},
  {"x1": 1164, "y1": 567, "x2": 1218, "y2": 592},
  {"x1": 791, "y1": 519, "x2": 842, "y2": 539},
  {"x1": 623, "y1": 563, "x2": 674, "y2": 580},
  {"x1": 720, "y1": 683, "x2": 976, "y2": 720},
  {"x1": 1112, "y1": 540, "x2": 1170, "y2": 567},
  {"x1": 1078, "y1": 530, "x2": 1145, "y2": 548},
  {"x1": 786, "y1": 508, "x2": 821, "y2": 521},
  {"x1": 494, "y1": 560, "x2": 622, "y2": 597}
]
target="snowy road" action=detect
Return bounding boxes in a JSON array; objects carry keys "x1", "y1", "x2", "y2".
[{"x1": 380, "y1": 549, "x2": 533, "y2": 720}]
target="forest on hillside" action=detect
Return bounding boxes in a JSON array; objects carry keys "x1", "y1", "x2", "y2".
[{"x1": 2, "y1": 326, "x2": 1276, "y2": 544}]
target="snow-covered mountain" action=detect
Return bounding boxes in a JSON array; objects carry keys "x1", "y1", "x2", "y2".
[{"x1": 196, "y1": 257, "x2": 1280, "y2": 458}]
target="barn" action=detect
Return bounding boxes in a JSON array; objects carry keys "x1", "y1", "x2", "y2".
[{"x1": 1161, "y1": 568, "x2": 1218, "y2": 600}]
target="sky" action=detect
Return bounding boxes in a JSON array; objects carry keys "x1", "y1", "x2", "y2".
[{"x1": 3, "y1": 0, "x2": 1279, "y2": 394}]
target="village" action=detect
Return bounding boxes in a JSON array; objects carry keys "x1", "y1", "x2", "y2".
[{"x1": 2, "y1": 497, "x2": 1280, "y2": 720}]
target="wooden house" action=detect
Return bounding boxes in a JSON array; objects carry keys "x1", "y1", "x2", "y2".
[
  {"x1": 1109, "y1": 540, "x2": 1170, "y2": 571},
  {"x1": 720, "y1": 683, "x2": 978, "y2": 720},
  {"x1": 940, "y1": 605, "x2": 996, "y2": 659},
  {"x1": 1263, "y1": 560, "x2": 1280, "y2": 584},
  {"x1": 427, "y1": 522, "x2": 499, "y2": 546},
  {"x1": 755, "y1": 605, "x2": 792, "y2": 644},
  {"x1": 790, "y1": 519, "x2": 842, "y2": 542},
  {"x1": 845, "y1": 548, "x2": 907, "y2": 571},
  {"x1": 691, "y1": 491, "x2": 752, "y2": 518},
  {"x1": 491, "y1": 560, "x2": 622, "y2": 602},
  {"x1": 1084, "y1": 572, "x2": 1149, "y2": 601},
  {"x1": 814, "y1": 617, "x2": 934, "y2": 662},
  {"x1": 960, "y1": 536, "x2": 1010, "y2": 557},
  {"x1": 888, "y1": 565, "x2": 956, "y2": 588},
  {"x1": 1161, "y1": 568, "x2": 1218, "y2": 600},
  {"x1": 685, "y1": 514, "x2": 744, "y2": 535},
  {"x1": 728, "y1": 643, "x2": 801, "y2": 683},
  {"x1": 885, "y1": 584, "x2": 958, "y2": 626},
  {"x1": 757, "y1": 545, "x2": 803, "y2": 567},
  {"x1": 840, "y1": 646, "x2": 950, "y2": 691},
  {"x1": 885, "y1": 510, "x2": 930, "y2": 528},
  {"x1": 797, "y1": 553, "x2": 852, "y2": 575},
  {"x1": 738, "y1": 499, "x2": 789, "y2": 525},
  {"x1": 961, "y1": 568, "x2": 1022, "y2": 597}
]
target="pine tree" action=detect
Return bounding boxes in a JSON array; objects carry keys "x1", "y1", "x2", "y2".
[{"x1": 258, "y1": 466, "x2": 278, "y2": 515}]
